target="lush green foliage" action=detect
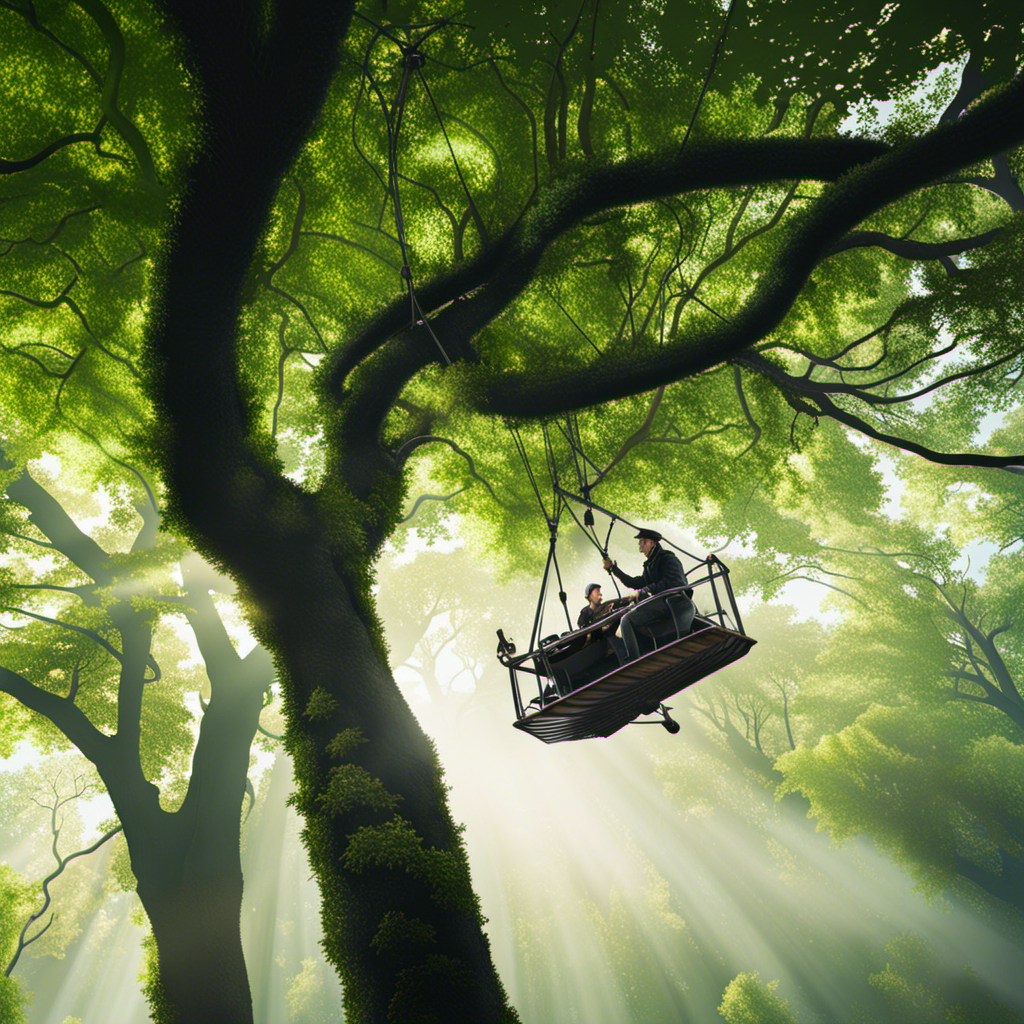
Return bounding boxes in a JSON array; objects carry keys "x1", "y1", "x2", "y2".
[{"x1": 2, "y1": 0, "x2": 1024, "y2": 1021}]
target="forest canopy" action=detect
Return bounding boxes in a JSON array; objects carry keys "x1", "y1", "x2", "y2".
[{"x1": 1, "y1": 1, "x2": 1023, "y2": 1022}]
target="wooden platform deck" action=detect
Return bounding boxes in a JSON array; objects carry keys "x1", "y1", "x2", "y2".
[{"x1": 513, "y1": 625, "x2": 756, "y2": 743}]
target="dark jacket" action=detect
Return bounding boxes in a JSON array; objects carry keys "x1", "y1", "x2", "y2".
[
  {"x1": 577, "y1": 596, "x2": 630, "y2": 629},
  {"x1": 609, "y1": 543, "x2": 687, "y2": 598}
]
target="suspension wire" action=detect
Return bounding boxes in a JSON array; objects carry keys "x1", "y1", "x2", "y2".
[
  {"x1": 539, "y1": 426, "x2": 572, "y2": 629},
  {"x1": 604, "y1": 515, "x2": 617, "y2": 553},
  {"x1": 557, "y1": 414, "x2": 603, "y2": 478},
  {"x1": 415, "y1": 65, "x2": 485, "y2": 236},
  {"x1": 561, "y1": 497, "x2": 622, "y2": 598},
  {"x1": 561, "y1": 498, "x2": 604, "y2": 555},
  {"x1": 548, "y1": 494, "x2": 573, "y2": 631},
  {"x1": 547, "y1": 289, "x2": 603, "y2": 356},
  {"x1": 564, "y1": 413, "x2": 586, "y2": 495},
  {"x1": 557, "y1": 412, "x2": 607, "y2": 551},
  {"x1": 508, "y1": 422, "x2": 550, "y2": 523},
  {"x1": 541, "y1": 421, "x2": 560, "y2": 511},
  {"x1": 381, "y1": 40, "x2": 453, "y2": 365},
  {"x1": 573, "y1": 412, "x2": 589, "y2": 493},
  {"x1": 554, "y1": 484, "x2": 703, "y2": 562},
  {"x1": 681, "y1": 0, "x2": 738, "y2": 152},
  {"x1": 530, "y1": 531, "x2": 558, "y2": 651},
  {"x1": 529, "y1": 495, "x2": 574, "y2": 645}
]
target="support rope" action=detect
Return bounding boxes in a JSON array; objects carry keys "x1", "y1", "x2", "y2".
[
  {"x1": 383, "y1": 44, "x2": 453, "y2": 364},
  {"x1": 555, "y1": 484, "x2": 703, "y2": 562}
]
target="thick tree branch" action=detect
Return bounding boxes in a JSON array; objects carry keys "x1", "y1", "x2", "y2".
[
  {"x1": 150, "y1": 0, "x2": 357, "y2": 554},
  {"x1": 462, "y1": 72, "x2": 1024, "y2": 418},
  {"x1": 825, "y1": 228, "x2": 1002, "y2": 274},
  {"x1": 341, "y1": 138, "x2": 887, "y2": 394},
  {"x1": 2, "y1": 453, "x2": 113, "y2": 583},
  {"x1": 0, "y1": 665, "x2": 112, "y2": 767},
  {"x1": 332, "y1": 135, "x2": 892, "y2": 442}
]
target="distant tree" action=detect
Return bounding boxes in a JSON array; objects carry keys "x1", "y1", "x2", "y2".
[
  {"x1": 719, "y1": 972, "x2": 798, "y2": 1024},
  {"x1": 377, "y1": 549, "x2": 500, "y2": 716},
  {"x1": 3, "y1": 765, "x2": 121, "y2": 978},
  {"x1": 775, "y1": 535, "x2": 1024, "y2": 911},
  {"x1": 868, "y1": 932, "x2": 1024, "y2": 1024},
  {"x1": 0, "y1": 461, "x2": 274, "y2": 1019}
]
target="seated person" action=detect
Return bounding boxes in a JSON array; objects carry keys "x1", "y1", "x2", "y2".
[
  {"x1": 602, "y1": 528, "x2": 692, "y2": 661},
  {"x1": 578, "y1": 583, "x2": 627, "y2": 664}
]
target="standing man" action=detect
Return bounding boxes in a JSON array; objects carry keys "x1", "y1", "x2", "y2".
[{"x1": 602, "y1": 529, "x2": 692, "y2": 661}]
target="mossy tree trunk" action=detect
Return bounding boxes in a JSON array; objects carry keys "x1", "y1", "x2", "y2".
[{"x1": 148, "y1": 8, "x2": 519, "y2": 1018}]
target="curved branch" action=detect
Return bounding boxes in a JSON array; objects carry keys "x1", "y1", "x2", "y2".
[
  {"x1": 0, "y1": 205, "x2": 100, "y2": 251},
  {"x1": 741, "y1": 352, "x2": 1024, "y2": 471},
  {"x1": 5, "y1": 821, "x2": 123, "y2": 977},
  {"x1": 393, "y1": 435, "x2": 504, "y2": 507},
  {"x1": 732, "y1": 366, "x2": 761, "y2": 457},
  {"x1": 329, "y1": 137, "x2": 891, "y2": 390},
  {"x1": 330, "y1": 135, "x2": 893, "y2": 436},
  {"x1": 68, "y1": 0, "x2": 162, "y2": 192},
  {"x1": 401, "y1": 487, "x2": 467, "y2": 523},
  {"x1": 0, "y1": 132, "x2": 102, "y2": 173},
  {"x1": 463, "y1": 74, "x2": 1024, "y2": 418},
  {"x1": 825, "y1": 228, "x2": 1002, "y2": 274},
  {"x1": 1, "y1": 605, "x2": 125, "y2": 661},
  {"x1": 0, "y1": 665, "x2": 111, "y2": 767},
  {"x1": 1, "y1": 0, "x2": 104, "y2": 84}
]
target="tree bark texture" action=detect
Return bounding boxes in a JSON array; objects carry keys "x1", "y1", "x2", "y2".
[{"x1": 146, "y1": 3, "x2": 518, "y2": 1018}]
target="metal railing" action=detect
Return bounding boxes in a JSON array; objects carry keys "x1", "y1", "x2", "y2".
[{"x1": 498, "y1": 555, "x2": 746, "y2": 720}]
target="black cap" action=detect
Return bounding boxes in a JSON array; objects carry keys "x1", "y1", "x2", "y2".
[{"x1": 634, "y1": 528, "x2": 662, "y2": 542}]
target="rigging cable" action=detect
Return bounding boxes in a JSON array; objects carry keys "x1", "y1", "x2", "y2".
[
  {"x1": 508, "y1": 421, "x2": 550, "y2": 524},
  {"x1": 384, "y1": 42, "x2": 453, "y2": 364},
  {"x1": 560, "y1": 496, "x2": 623, "y2": 598},
  {"x1": 555, "y1": 484, "x2": 703, "y2": 562},
  {"x1": 681, "y1": 0, "x2": 738, "y2": 151}
]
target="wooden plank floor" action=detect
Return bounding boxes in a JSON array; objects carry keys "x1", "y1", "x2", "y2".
[{"x1": 513, "y1": 626, "x2": 756, "y2": 743}]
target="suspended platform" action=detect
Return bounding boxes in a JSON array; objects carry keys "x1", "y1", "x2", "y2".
[
  {"x1": 512, "y1": 623, "x2": 755, "y2": 743},
  {"x1": 499, "y1": 556, "x2": 756, "y2": 744}
]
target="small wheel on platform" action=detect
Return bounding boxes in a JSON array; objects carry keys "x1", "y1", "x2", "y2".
[{"x1": 662, "y1": 718, "x2": 681, "y2": 734}]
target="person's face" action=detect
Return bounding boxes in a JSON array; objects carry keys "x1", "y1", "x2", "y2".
[
  {"x1": 638, "y1": 537, "x2": 655, "y2": 557},
  {"x1": 589, "y1": 587, "x2": 603, "y2": 605}
]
